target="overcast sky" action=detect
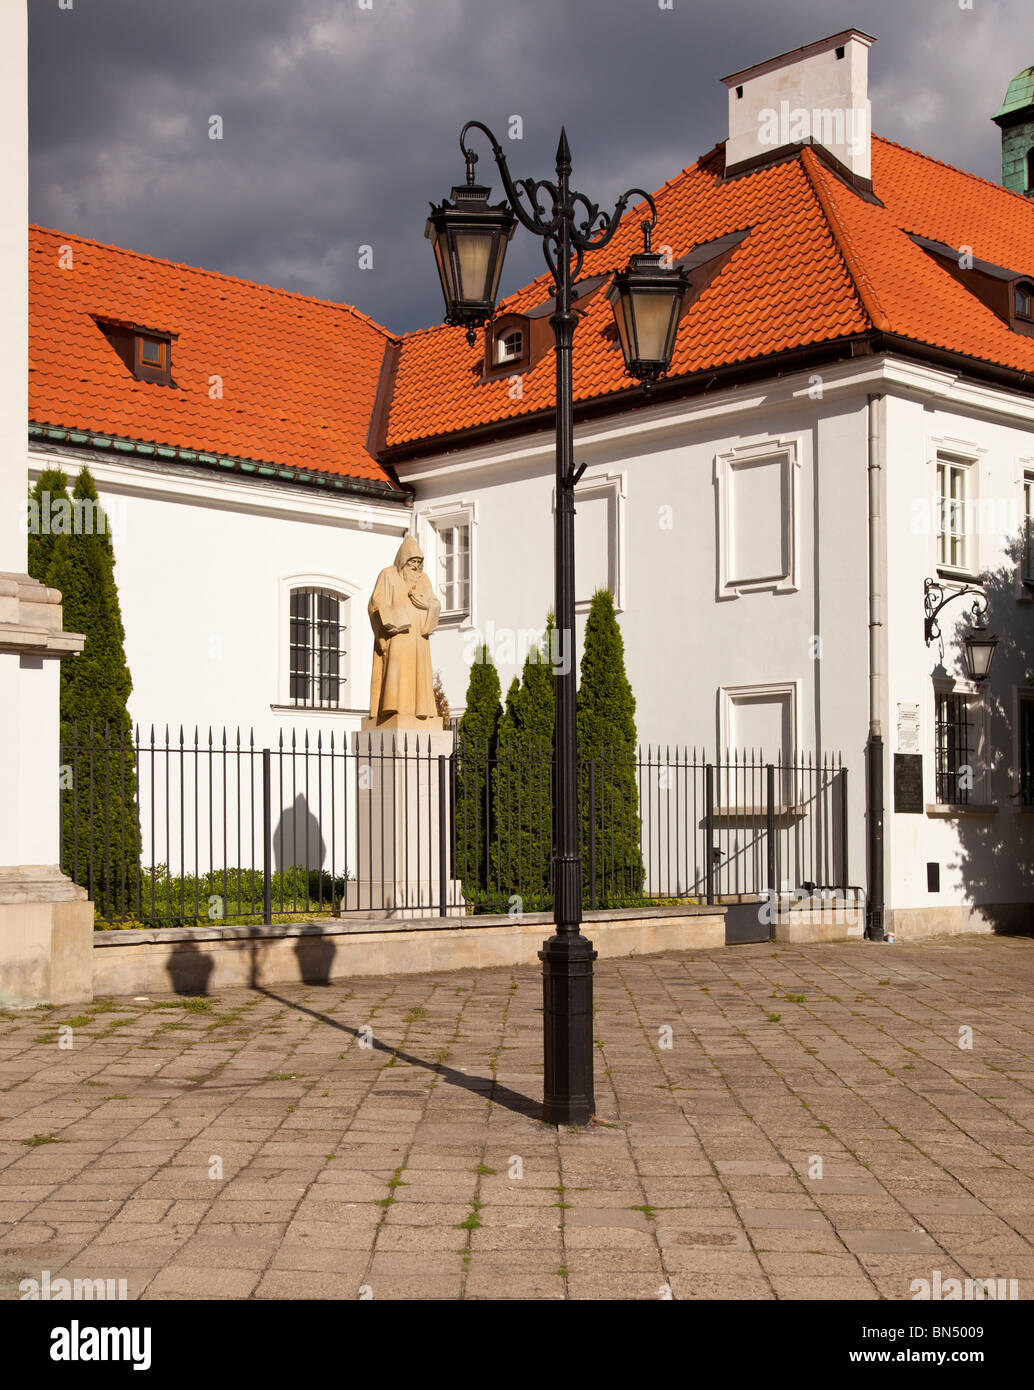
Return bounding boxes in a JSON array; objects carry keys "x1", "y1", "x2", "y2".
[{"x1": 28, "y1": 0, "x2": 1032, "y2": 334}]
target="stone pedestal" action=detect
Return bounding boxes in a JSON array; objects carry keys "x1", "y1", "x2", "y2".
[
  {"x1": 0, "y1": 8, "x2": 92, "y2": 1007},
  {"x1": 0, "y1": 866, "x2": 92, "y2": 1006},
  {"x1": 0, "y1": 577, "x2": 90, "y2": 1006},
  {"x1": 342, "y1": 727, "x2": 465, "y2": 919}
]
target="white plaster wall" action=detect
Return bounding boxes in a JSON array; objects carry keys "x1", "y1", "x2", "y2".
[
  {"x1": 28, "y1": 451, "x2": 413, "y2": 881},
  {"x1": 0, "y1": 3, "x2": 67, "y2": 872},
  {"x1": 401, "y1": 374, "x2": 873, "y2": 899},
  {"x1": 882, "y1": 390, "x2": 1034, "y2": 921},
  {"x1": 29, "y1": 451, "x2": 412, "y2": 744},
  {"x1": 0, "y1": 1, "x2": 27, "y2": 570}
]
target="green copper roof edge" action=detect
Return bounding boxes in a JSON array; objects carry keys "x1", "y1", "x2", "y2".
[{"x1": 28, "y1": 422, "x2": 406, "y2": 499}]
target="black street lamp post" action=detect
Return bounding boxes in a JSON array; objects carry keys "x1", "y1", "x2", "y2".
[{"x1": 427, "y1": 124, "x2": 688, "y2": 1125}]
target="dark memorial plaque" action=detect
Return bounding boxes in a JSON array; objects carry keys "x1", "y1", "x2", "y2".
[{"x1": 894, "y1": 753, "x2": 923, "y2": 813}]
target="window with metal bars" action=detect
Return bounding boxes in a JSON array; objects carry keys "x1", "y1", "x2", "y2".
[
  {"x1": 1019, "y1": 695, "x2": 1034, "y2": 808},
  {"x1": 289, "y1": 587, "x2": 346, "y2": 708},
  {"x1": 935, "y1": 690, "x2": 972, "y2": 804}
]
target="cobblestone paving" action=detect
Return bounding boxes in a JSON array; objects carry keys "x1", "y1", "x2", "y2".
[{"x1": 2, "y1": 936, "x2": 1034, "y2": 1300}]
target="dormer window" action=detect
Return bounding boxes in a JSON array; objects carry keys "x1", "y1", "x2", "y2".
[
  {"x1": 95, "y1": 317, "x2": 175, "y2": 385},
  {"x1": 1015, "y1": 281, "x2": 1034, "y2": 321},
  {"x1": 133, "y1": 330, "x2": 173, "y2": 384},
  {"x1": 496, "y1": 330, "x2": 524, "y2": 364}
]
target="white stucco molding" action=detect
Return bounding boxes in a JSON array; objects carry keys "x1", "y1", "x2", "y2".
[
  {"x1": 714, "y1": 437, "x2": 801, "y2": 599},
  {"x1": 413, "y1": 497, "x2": 479, "y2": 630},
  {"x1": 547, "y1": 470, "x2": 627, "y2": 613},
  {"x1": 274, "y1": 571, "x2": 362, "y2": 714},
  {"x1": 28, "y1": 447, "x2": 412, "y2": 537},
  {"x1": 718, "y1": 680, "x2": 801, "y2": 757}
]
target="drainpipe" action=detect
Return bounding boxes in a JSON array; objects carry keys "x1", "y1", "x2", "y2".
[{"x1": 866, "y1": 392, "x2": 886, "y2": 941}]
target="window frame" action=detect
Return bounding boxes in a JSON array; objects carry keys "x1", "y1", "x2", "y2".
[
  {"x1": 416, "y1": 500, "x2": 478, "y2": 628},
  {"x1": 133, "y1": 329, "x2": 173, "y2": 385},
  {"x1": 1015, "y1": 687, "x2": 1034, "y2": 809},
  {"x1": 275, "y1": 574, "x2": 358, "y2": 714},
  {"x1": 931, "y1": 677, "x2": 990, "y2": 808},
  {"x1": 930, "y1": 442, "x2": 985, "y2": 581},
  {"x1": 496, "y1": 329, "x2": 525, "y2": 364}
]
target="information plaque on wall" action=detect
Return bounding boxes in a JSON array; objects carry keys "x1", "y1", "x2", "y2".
[{"x1": 894, "y1": 753, "x2": 924, "y2": 813}]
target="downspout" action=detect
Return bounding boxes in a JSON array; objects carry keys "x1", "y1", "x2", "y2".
[{"x1": 866, "y1": 392, "x2": 886, "y2": 940}]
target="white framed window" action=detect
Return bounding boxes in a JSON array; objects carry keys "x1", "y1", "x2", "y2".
[
  {"x1": 417, "y1": 501, "x2": 477, "y2": 625},
  {"x1": 496, "y1": 330, "x2": 524, "y2": 364},
  {"x1": 275, "y1": 574, "x2": 358, "y2": 712},
  {"x1": 437, "y1": 522, "x2": 470, "y2": 614},
  {"x1": 936, "y1": 454, "x2": 971, "y2": 572},
  {"x1": 715, "y1": 438, "x2": 800, "y2": 598}
]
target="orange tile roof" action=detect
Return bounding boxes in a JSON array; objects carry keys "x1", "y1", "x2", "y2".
[
  {"x1": 383, "y1": 136, "x2": 1034, "y2": 451},
  {"x1": 29, "y1": 227, "x2": 400, "y2": 489}
]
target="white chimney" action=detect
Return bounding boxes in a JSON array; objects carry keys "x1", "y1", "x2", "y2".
[{"x1": 721, "y1": 29, "x2": 876, "y2": 183}]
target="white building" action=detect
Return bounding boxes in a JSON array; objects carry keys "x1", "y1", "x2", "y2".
[{"x1": 26, "y1": 29, "x2": 1034, "y2": 939}]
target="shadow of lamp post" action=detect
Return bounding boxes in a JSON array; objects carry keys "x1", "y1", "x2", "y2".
[{"x1": 425, "y1": 122, "x2": 689, "y2": 1125}]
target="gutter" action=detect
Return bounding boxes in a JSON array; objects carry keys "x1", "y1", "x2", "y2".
[
  {"x1": 28, "y1": 423, "x2": 412, "y2": 504},
  {"x1": 866, "y1": 392, "x2": 886, "y2": 941}
]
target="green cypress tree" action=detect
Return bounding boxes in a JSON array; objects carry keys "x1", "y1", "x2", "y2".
[
  {"x1": 577, "y1": 588, "x2": 644, "y2": 905},
  {"x1": 491, "y1": 617, "x2": 556, "y2": 910},
  {"x1": 46, "y1": 468, "x2": 140, "y2": 919},
  {"x1": 455, "y1": 645, "x2": 502, "y2": 907},
  {"x1": 26, "y1": 467, "x2": 72, "y2": 586}
]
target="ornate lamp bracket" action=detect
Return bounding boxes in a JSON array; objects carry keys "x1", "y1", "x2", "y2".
[{"x1": 923, "y1": 576, "x2": 989, "y2": 647}]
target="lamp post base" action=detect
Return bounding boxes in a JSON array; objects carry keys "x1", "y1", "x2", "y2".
[{"x1": 539, "y1": 932, "x2": 597, "y2": 1126}]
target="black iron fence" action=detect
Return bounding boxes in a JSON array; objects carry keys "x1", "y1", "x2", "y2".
[{"x1": 60, "y1": 726, "x2": 848, "y2": 927}]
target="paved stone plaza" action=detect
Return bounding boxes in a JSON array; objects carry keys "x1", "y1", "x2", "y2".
[{"x1": 2, "y1": 936, "x2": 1034, "y2": 1301}]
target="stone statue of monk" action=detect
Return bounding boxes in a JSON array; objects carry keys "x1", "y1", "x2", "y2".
[{"x1": 366, "y1": 535, "x2": 443, "y2": 728}]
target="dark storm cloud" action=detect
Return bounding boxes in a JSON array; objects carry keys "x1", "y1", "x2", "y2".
[{"x1": 28, "y1": 0, "x2": 1030, "y2": 333}]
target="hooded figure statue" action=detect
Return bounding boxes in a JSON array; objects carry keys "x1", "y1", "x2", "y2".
[{"x1": 367, "y1": 534, "x2": 442, "y2": 726}]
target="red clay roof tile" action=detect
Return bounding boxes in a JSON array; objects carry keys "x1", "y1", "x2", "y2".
[
  {"x1": 29, "y1": 226, "x2": 399, "y2": 487},
  {"x1": 383, "y1": 136, "x2": 1034, "y2": 451}
]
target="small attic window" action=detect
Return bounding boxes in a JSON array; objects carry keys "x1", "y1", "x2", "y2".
[
  {"x1": 496, "y1": 329, "x2": 524, "y2": 364},
  {"x1": 1015, "y1": 282, "x2": 1034, "y2": 321},
  {"x1": 835, "y1": 45, "x2": 845, "y2": 59},
  {"x1": 735, "y1": 85, "x2": 743, "y2": 99},
  {"x1": 134, "y1": 331, "x2": 172, "y2": 383},
  {"x1": 95, "y1": 317, "x2": 175, "y2": 385},
  {"x1": 139, "y1": 336, "x2": 165, "y2": 367}
]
